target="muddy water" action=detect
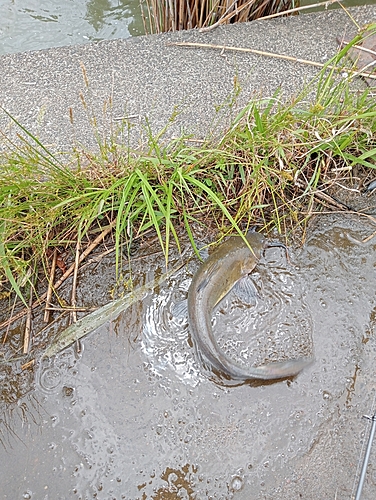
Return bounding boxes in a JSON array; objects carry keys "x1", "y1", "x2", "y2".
[
  {"x1": 1, "y1": 215, "x2": 376, "y2": 499},
  {"x1": 2, "y1": 0, "x2": 376, "y2": 56},
  {"x1": 0, "y1": 0, "x2": 145, "y2": 55}
]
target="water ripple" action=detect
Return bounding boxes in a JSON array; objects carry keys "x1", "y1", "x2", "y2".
[
  {"x1": 141, "y1": 274, "x2": 201, "y2": 385},
  {"x1": 142, "y1": 253, "x2": 313, "y2": 383}
]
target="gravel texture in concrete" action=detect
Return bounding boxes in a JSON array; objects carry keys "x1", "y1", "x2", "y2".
[{"x1": 0, "y1": 6, "x2": 375, "y2": 151}]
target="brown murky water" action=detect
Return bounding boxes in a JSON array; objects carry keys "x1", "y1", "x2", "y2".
[{"x1": 1, "y1": 214, "x2": 376, "y2": 499}]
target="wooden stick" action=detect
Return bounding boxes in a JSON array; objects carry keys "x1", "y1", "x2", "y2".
[
  {"x1": 169, "y1": 41, "x2": 329, "y2": 68},
  {"x1": 21, "y1": 359, "x2": 35, "y2": 370},
  {"x1": 70, "y1": 240, "x2": 81, "y2": 324},
  {"x1": 362, "y1": 229, "x2": 376, "y2": 243},
  {"x1": 340, "y1": 41, "x2": 376, "y2": 58},
  {"x1": 257, "y1": 0, "x2": 342, "y2": 21},
  {"x1": 45, "y1": 306, "x2": 97, "y2": 312},
  {"x1": 44, "y1": 248, "x2": 57, "y2": 323},
  {"x1": 23, "y1": 288, "x2": 33, "y2": 354},
  {"x1": 199, "y1": 0, "x2": 257, "y2": 33},
  {"x1": 0, "y1": 221, "x2": 116, "y2": 330},
  {"x1": 200, "y1": 0, "x2": 342, "y2": 32},
  {"x1": 297, "y1": 180, "x2": 376, "y2": 226},
  {"x1": 294, "y1": 179, "x2": 352, "y2": 212},
  {"x1": 338, "y1": 38, "x2": 376, "y2": 81},
  {"x1": 53, "y1": 221, "x2": 115, "y2": 290},
  {"x1": 169, "y1": 41, "x2": 376, "y2": 80}
]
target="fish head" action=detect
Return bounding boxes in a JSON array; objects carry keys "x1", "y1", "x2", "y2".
[
  {"x1": 243, "y1": 230, "x2": 266, "y2": 263},
  {"x1": 245, "y1": 230, "x2": 266, "y2": 252}
]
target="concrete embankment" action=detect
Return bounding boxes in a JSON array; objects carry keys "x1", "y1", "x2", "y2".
[{"x1": 0, "y1": 6, "x2": 375, "y2": 150}]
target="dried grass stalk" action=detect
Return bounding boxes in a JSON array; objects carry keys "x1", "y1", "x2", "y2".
[{"x1": 141, "y1": 0, "x2": 298, "y2": 34}]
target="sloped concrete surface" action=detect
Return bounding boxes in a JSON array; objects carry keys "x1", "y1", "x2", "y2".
[{"x1": 0, "y1": 6, "x2": 375, "y2": 150}]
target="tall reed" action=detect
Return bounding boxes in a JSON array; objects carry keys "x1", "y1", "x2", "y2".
[{"x1": 141, "y1": 0, "x2": 298, "y2": 34}]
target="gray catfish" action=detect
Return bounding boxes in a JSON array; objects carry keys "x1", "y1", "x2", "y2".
[{"x1": 187, "y1": 231, "x2": 313, "y2": 383}]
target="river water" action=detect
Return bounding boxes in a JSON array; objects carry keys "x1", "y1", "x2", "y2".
[
  {"x1": 1, "y1": 0, "x2": 376, "y2": 55},
  {"x1": 1, "y1": 213, "x2": 376, "y2": 498},
  {"x1": 0, "y1": 0, "x2": 144, "y2": 55},
  {"x1": 1, "y1": 1, "x2": 376, "y2": 498}
]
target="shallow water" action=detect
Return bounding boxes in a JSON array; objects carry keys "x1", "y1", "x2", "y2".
[
  {"x1": 1, "y1": 0, "x2": 376, "y2": 55},
  {"x1": 1, "y1": 214, "x2": 376, "y2": 499},
  {"x1": 0, "y1": 0, "x2": 144, "y2": 55}
]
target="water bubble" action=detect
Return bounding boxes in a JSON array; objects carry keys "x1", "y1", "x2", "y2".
[
  {"x1": 50, "y1": 415, "x2": 59, "y2": 427},
  {"x1": 38, "y1": 367, "x2": 62, "y2": 393},
  {"x1": 319, "y1": 298, "x2": 327, "y2": 309},
  {"x1": 168, "y1": 472, "x2": 178, "y2": 482},
  {"x1": 62, "y1": 386, "x2": 74, "y2": 397},
  {"x1": 322, "y1": 390, "x2": 331, "y2": 400},
  {"x1": 229, "y1": 475, "x2": 244, "y2": 492}
]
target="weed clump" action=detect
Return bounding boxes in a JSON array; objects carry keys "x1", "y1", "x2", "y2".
[
  {"x1": 141, "y1": 0, "x2": 301, "y2": 33},
  {"x1": 0, "y1": 30, "x2": 376, "y2": 309}
]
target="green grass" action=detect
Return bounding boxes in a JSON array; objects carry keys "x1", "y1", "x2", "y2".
[{"x1": 1, "y1": 26, "x2": 376, "y2": 307}]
